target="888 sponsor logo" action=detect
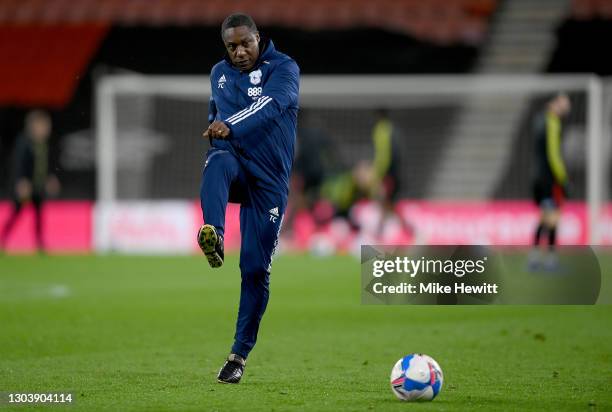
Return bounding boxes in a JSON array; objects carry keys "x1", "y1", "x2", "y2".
[{"x1": 247, "y1": 87, "x2": 262, "y2": 98}]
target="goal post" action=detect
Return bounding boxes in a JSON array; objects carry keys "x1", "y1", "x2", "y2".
[{"x1": 587, "y1": 76, "x2": 604, "y2": 246}]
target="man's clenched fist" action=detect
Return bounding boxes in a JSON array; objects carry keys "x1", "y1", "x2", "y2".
[{"x1": 203, "y1": 120, "x2": 231, "y2": 139}]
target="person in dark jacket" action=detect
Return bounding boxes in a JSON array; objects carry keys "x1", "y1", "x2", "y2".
[
  {"x1": 529, "y1": 93, "x2": 571, "y2": 269},
  {"x1": 197, "y1": 13, "x2": 300, "y2": 384},
  {"x1": 1, "y1": 110, "x2": 59, "y2": 252}
]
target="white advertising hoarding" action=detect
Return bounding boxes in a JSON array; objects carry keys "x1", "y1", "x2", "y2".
[{"x1": 94, "y1": 201, "x2": 195, "y2": 254}]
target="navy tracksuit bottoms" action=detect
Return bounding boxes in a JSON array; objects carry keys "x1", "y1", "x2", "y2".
[{"x1": 200, "y1": 148, "x2": 286, "y2": 359}]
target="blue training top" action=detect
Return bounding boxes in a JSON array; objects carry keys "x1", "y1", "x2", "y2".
[{"x1": 208, "y1": 39, "x2": 300, "y2": 196}]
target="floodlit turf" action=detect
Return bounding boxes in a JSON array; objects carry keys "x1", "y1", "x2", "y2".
[{"x1": 1, "y1": 254, "x2": 611, "y2": 411}]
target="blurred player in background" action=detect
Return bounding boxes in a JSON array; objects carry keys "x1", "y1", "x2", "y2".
[
  {"x1": 314, "y1": 110, "x2": 413, "y2": 241},
  {"x1": 371, "y1": 109, "x2": 401, "y2": 207},
  {"x1": 1, "y1": 110, "x2": 59, "y2": 253},
  {"x1": 198, "y1": 13, "x2": 300, "y2": 383},
  {"x1": 319, "y1": 159, "x2": 373, "y2": 229},
  {"x1": 369, "y1": 109, "x2": 414, "y2": 240},
  {"x1": 529, "y1": 93, "x2": 571, "y2": 270}
]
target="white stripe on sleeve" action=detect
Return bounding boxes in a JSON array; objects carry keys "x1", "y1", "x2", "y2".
[
  {"x1": 226, "y1": 96, "x2": 271, "y2": 123},
  {"x1": 228, "y1": 96, "x2": 273, "y2": 125}
]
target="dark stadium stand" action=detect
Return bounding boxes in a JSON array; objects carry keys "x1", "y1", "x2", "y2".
[{"x1": 548, "y1": 17, "x2": 612, "y2": 76}]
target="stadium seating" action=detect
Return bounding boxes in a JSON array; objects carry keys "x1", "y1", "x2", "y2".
[
  {"x1": 571, "y1": 0, "x2": 612, "y2": 19},
  {"x1": 0, "y1": 0, "x2": 497, "y2": 44}
]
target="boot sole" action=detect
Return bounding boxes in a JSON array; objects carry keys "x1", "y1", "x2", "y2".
[{"x1": 198, "y1": 224, "x2": 223, "y2": 268}]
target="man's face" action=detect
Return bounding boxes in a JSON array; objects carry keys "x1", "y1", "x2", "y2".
[{"x1": 223, "y1": 26, "x2": 260, "y2": 72}]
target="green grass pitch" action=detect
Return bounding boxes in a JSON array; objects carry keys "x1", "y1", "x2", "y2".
[{"x1": 1, "y1": 254, "x2": 611, "y2": 411}]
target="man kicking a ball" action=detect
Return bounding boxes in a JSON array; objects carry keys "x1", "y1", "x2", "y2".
[{"x1": 198, "y1": 13, "x2": 300, "y2": 383}]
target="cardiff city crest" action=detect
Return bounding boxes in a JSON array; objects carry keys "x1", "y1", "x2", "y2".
[{"x1": 249, "y1": 69, "x2": 262, "y2": 85}]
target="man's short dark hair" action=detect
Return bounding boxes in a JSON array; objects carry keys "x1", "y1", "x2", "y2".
[{"x1": 221, "y1": 13, "x2": 257, "y2": 38}]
